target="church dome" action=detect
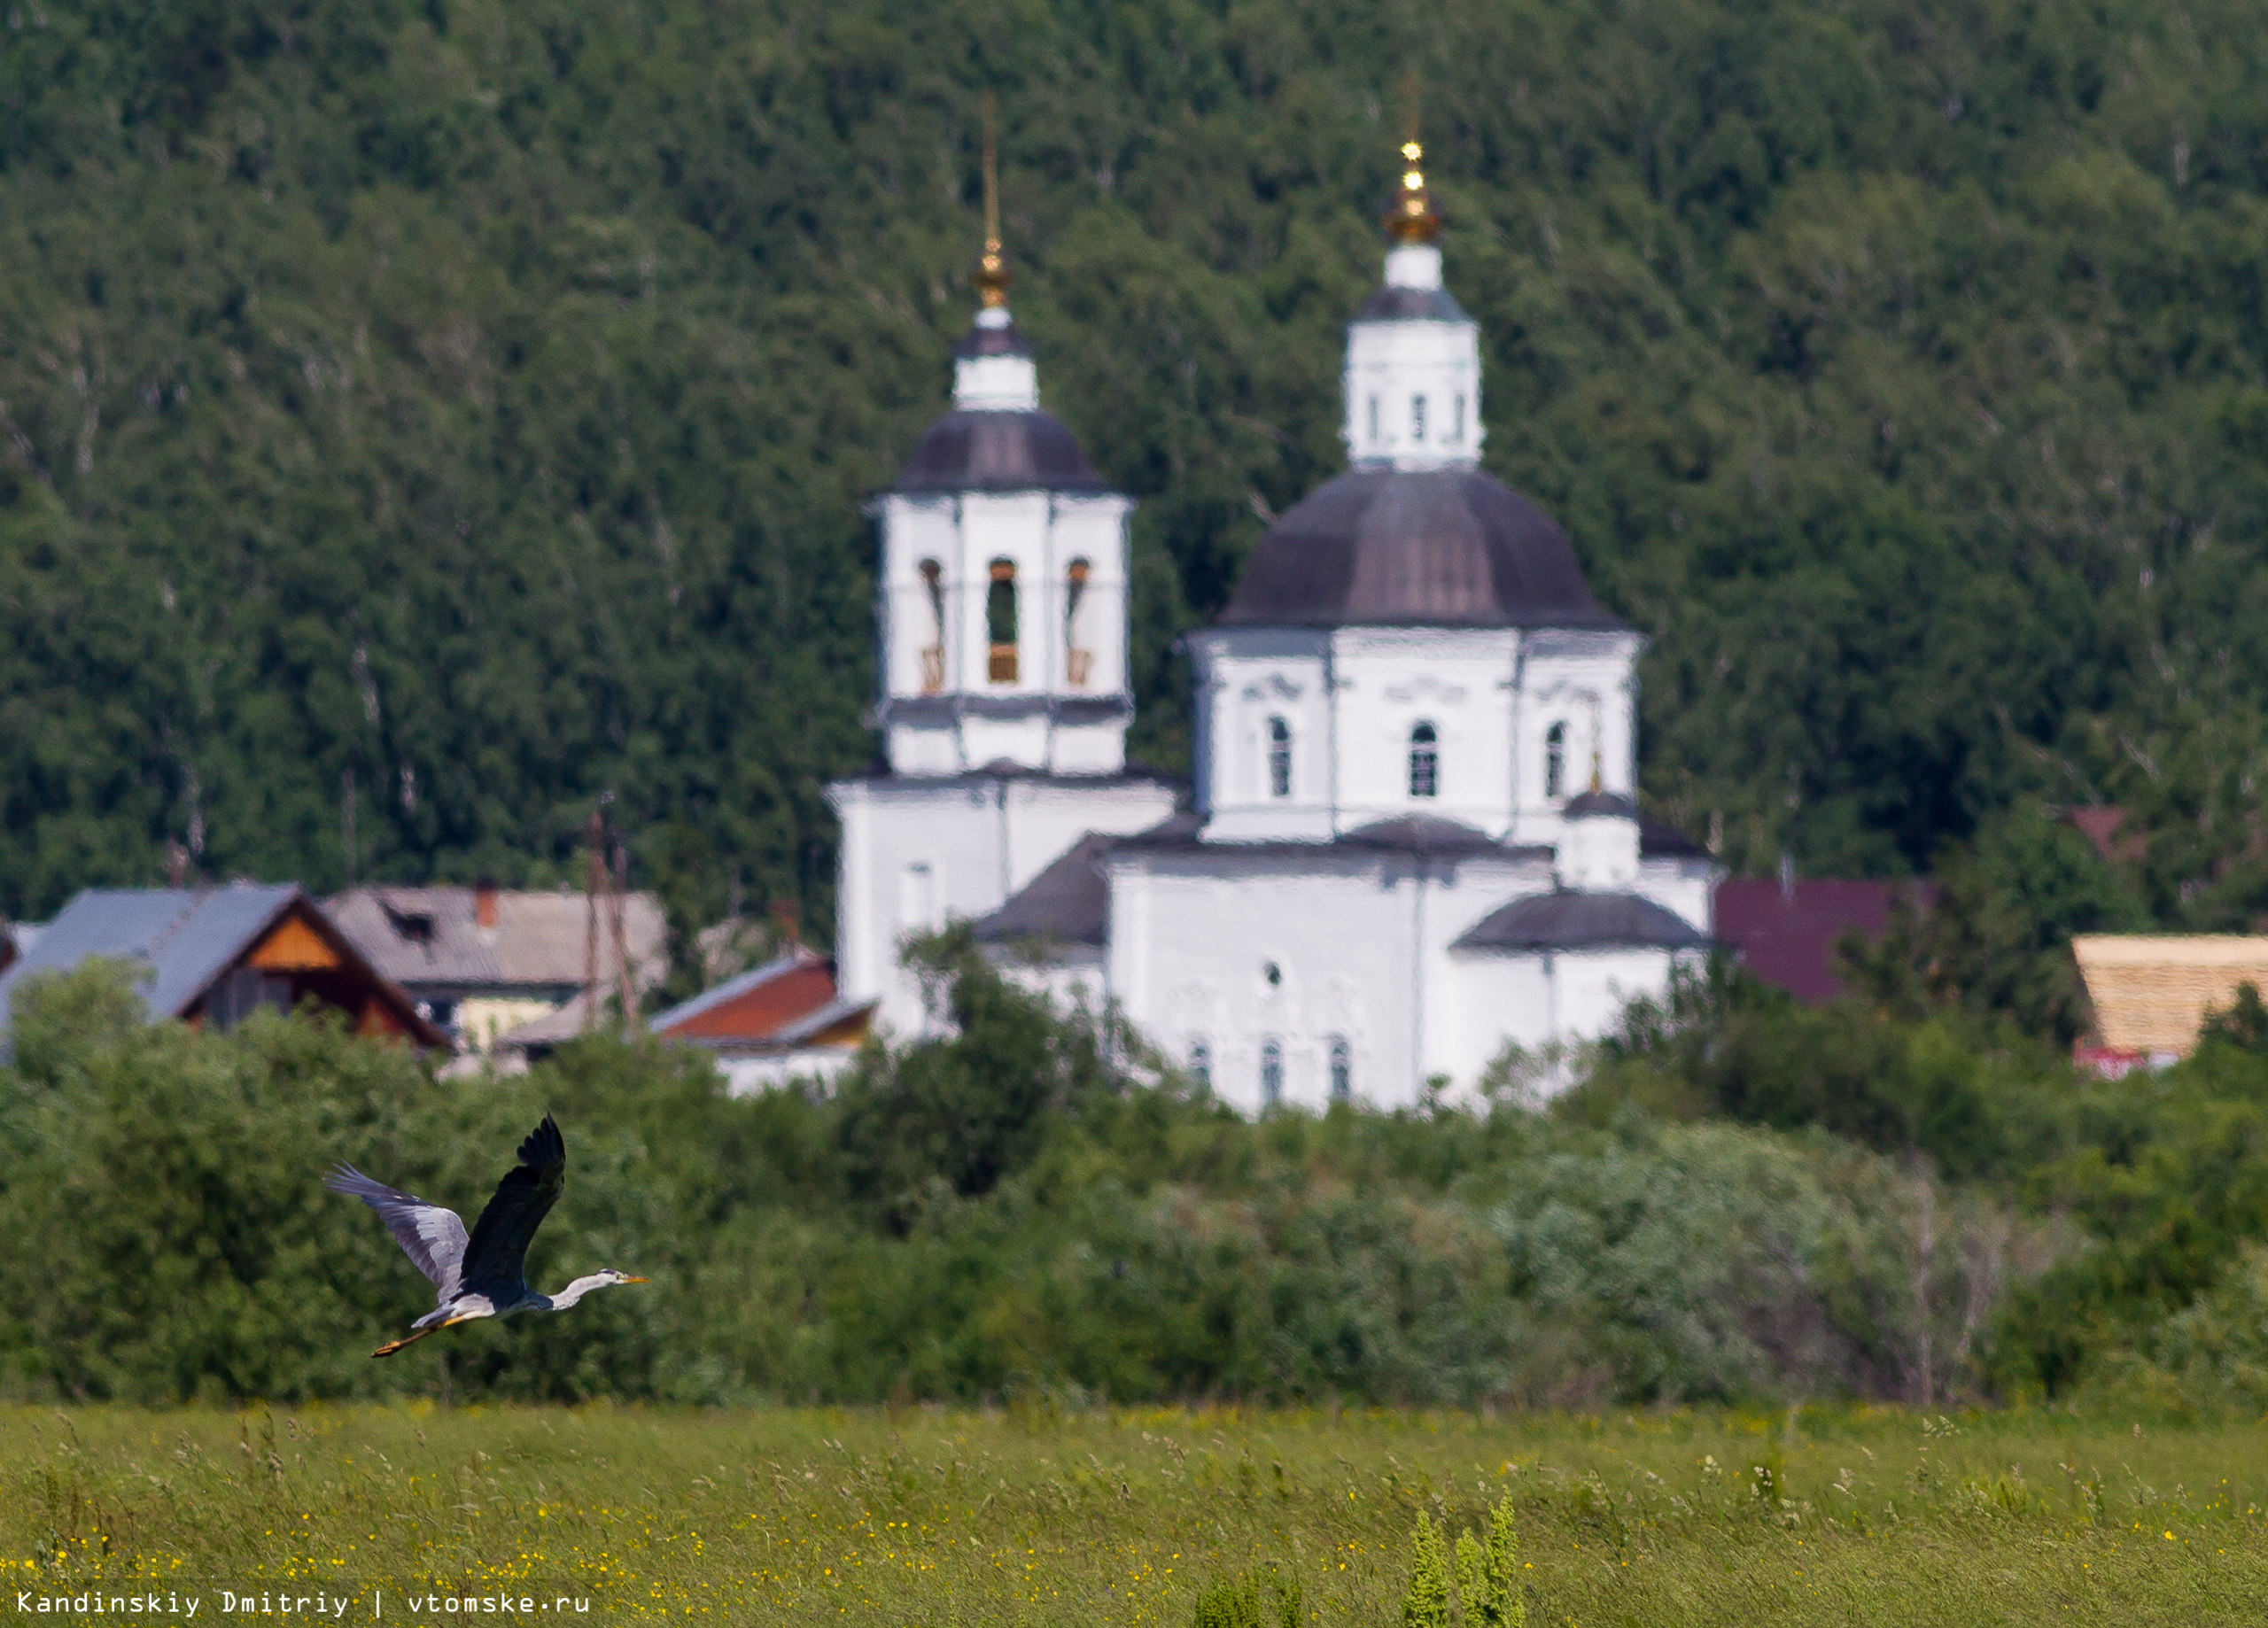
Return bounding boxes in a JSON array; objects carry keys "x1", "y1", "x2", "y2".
[
  {"x1": 893, "y1": 409, "x2": 1111, "y2": 494},
  {"x1": 1218, "y1": 467, "x2": 1626, "y2": 630}
]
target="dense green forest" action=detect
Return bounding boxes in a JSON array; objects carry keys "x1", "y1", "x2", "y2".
[
  {"x1": 12, "y1": 945, "x2": 2268, "y2": 1409},
  {"x1": 4, "y1": 0, "x2": 2268, "y2": 944}
]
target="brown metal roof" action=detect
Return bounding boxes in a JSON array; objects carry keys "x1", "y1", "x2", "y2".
[
  {"x1": 1454, "y1": 890, "x2": 1711, "y2": 952},
  {"x1": 893, "y1": 410, "x2": 1112, "y2": 494},
  {"x1": 1217, "y1": 468, "x2": 1626, "y2": 631}
]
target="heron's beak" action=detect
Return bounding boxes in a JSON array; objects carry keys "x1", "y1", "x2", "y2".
[{"x1": 621, "y1": 1275, "x2": 650, "y2": 1283}]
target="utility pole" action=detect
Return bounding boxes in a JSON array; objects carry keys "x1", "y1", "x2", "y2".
[
  {"x1": 609, "y1": 831, "x2": 634, "y2": 1028},
  {"x1": 583, "y1": 796, "x2": 610, "y2": 1033}
]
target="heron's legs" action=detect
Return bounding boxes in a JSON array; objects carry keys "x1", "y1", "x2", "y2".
[{"x1": 371, "y1": 1310, "x2": 480, "y2": 1358}]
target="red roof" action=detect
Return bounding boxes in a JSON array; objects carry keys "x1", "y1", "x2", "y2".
[
  {"x1": 1713, "y1": 879, "x2": 1930, "y2": 1004},
  {"x1": 654, "y1": 955, "x2": 841, "y2": 1042}
]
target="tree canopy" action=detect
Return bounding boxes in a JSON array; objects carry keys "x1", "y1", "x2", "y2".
[{"x1": 4, "y1": 0, "x2": 2266, "y2": 939}]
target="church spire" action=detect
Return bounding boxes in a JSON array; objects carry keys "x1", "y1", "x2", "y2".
[
  {"x1": 1385, "y1": 75, "x2": 1441, "y2": 246},
  {"x1": 973, "y1": 93, "x2": 1012, "y2": 310},
  {"x1": 952, "y1": 94, "x2": 1037, "y2": 413}
]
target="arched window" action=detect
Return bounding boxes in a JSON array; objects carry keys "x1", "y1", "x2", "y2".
[
  {"x1": 986, "y1": 559, "x2": 1018, "y2": 683},
  {"x1": 1366, "y1": 395, "x2": 1379, "y2": 444},
  {"x1": 1265, "y1": 716, "x2": 1293, "y2": 799},
  {"x1": 918, "y1": 559, "x2": 944, "y2": 693},
  {"x1": 1410, "y1": 395, "x2": 1427, "y2": 442},
  {"x1": 1188, "y1": 1040, "x2": 1211, "y2": 1093},
  {"x1": 1065, "y1": 557, "x2": 1092, "y2": 686},
  {"x1": 1408, "y1": 721, "x2": 1439, "y2": 799},
  {"x1": 1451, "y1": 394, "x2": 1466, "y2": 444},
  {"x1": 1328, "y1": 1037, "x2": 1352, "y2": 1102},
  {"x1": 1545, "y1": 721, "x2": 1567, "y2": 800},
  {"x1": 1260, "y1": 1039, "x2": 1284, "y2": 1105}
]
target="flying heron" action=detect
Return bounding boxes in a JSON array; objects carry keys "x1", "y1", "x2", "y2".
[{"x1": 326, "y1": 1113, "x2": 648, "y2": 1357}]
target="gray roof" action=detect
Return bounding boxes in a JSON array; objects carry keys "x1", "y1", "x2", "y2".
[
  {"x1": 1355, "y1": 283, "x2": 1471, "y2": 322},
  {"x1": 1453, "y1": 890, "x2": 1712, "y2": 953},
  {"x1": 894, "y1": 410, "x2": 1112, "y2": 494},
  {"x1": 1114, "y1": 810, "x2": 1550, "y2": 861},
  {"x1": 1641, "y1": 818, "x2": 1711, "y2": 860},
  {"x1": 1218, "y1": 469, "x2": 1627, "y2": 631},
  {"x1": 326, "y1": 886, "x2": 665, "y2": 995},
  {"x1": 0, "y1": 884, "x2": 302, "y2": 1031},
  {"x1": 1563, "y1": 790, "x2": 1638, "y2": 818},
  {"x1": 975, "y1": 833, "x2": 1117, "y2": 946}
]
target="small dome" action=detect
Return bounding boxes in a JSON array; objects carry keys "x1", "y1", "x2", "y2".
[
  {"x1": 893, "y1": 410, "x2": 1112, "y2": 494},
  {"x1": 1219, "y1": 468, "x2": 1625, "y2": 630}
]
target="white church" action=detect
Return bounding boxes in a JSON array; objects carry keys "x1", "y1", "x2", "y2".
[{"x1": 826, "y1": 139, "x2": 1717, "y2": 1112}]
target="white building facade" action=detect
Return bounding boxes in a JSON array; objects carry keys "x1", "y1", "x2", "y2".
[
  {"x1": 826, "y1": 296, "x2": 1177, "y2": 1035},
  {"x1": 835, "y1": 145, "x2": 1716, "y2": 1106}
]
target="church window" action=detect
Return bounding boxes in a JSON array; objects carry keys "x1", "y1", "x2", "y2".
[
  {"x1": 986, "y1": 559, "x2": 1018, "y2": 683},
  {"x1": 1188, "y1": 1040, "x2": 1212, "y2": 1092},
  {"x1": 1328, "y1": 1037, "x2": 1352, "y2": 1102},
  {"x1": 1266, "y1": 717, "x2": 1292, "y2": 799},
  {"x1": 1065, "y1": 557, "x2": 1092, "y2": 686},
  {"x1": 1545, "y1": 722, "x2": 1567, "y2": 799},
  {"x1": 1410, "y1": 394, "x2": 1427, "y2": 442},
  {"x1": 1366, "y1": 395, "x2": 1379, "y2": 444},
  {"x1": 1260, "y1": 1039, "x2": 1284, "y2": 1105},
  {"x1": 1409, "y1": 721, "x2": 1439, "y2": 799},
  {"x1": 918, "y1": 559, "x2": 945, "y2": 693},
  {"x1": 1451, "y1": 394, "x2": 1466, "y2": 444},
  {"x1": 1263, "y1": 959, "x2": 1283, "y2": 988}
]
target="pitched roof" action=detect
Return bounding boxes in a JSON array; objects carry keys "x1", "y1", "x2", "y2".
[
  {"x1": 975, "y1": 833, "x2": 1118, "y2": 946},
  {"x1": 1453, "y1": 890, "x2": 1711, "y2": 952},
  {"x1": 0, "y1": 884, "x2": 442, "y2": 1044},
  {"x1": 1713, "y1": 879, "x2": 1929, "y2": 1004},
  {"x1": 1217, "y1": 468, "x2": 1627, "y2": 632},
  {"x1": 327, "y1": 887, "x2": 665, "y2": 993},
  {"x1": 643, "y1": 950, "x2": 874, "y2": 1055},
  {"x1": 2071, "y1": 934, "x2": 2268, "y2": 1056}
]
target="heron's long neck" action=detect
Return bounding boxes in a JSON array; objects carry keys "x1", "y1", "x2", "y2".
[{"x1": 547, "y1": 1274, "x2": 614, "y2": 1311}]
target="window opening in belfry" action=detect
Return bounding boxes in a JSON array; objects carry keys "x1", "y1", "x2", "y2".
[
  {"x1": 1545, "y1": 722, "x2": 1567, "y2": 799},
  {"x1": 1065, "y1": 557, "x2": 1092, "y2": 686},
  {"x1": 1411, "y1": 394, "x2": 1427, "y2": 442},
  {"x1": 1409, "y1": 721, "x2": 1439, "y2": 799},
  {"x1": 986, "y1": 559, "x2": 1018, "y2": 683},
  {"x1": 918, "y1": 559, "x2": 944, "y2": 693},
  {"x1": 1267, "y1": 717, "x2": 1292, "y2": 800}
]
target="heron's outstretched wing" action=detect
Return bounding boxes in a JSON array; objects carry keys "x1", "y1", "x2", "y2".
[
  {"x1": 324, "y1": 1165, "x2": 470, "y2": 1303},
  {"x1": 458, "y1": 1113, "x2": 567, "y2": 1293}
]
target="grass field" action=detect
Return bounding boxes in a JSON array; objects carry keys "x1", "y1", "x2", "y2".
[{"x1": 4, "y1": 1403, "x2": 2267, "y2": 1624}]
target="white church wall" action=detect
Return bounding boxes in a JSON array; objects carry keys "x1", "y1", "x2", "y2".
[
  {"x1": 1510, "y1": 630, "x2": 1644, "y2": 843},
  {"x1": 1189, "y1": 629, "x2": 1334, "y2": 841},
  {"x1": 1436, "y1": 953, "x2": 1557, "y2": 1089},
  {"x1": 1046, "y1": 496, "x2": 1132, "y2": 698},
  {"x1": 831, "y1": 772, "x2": 1176, "y2": 1037},
  {"x1": 986, "y1": 942, "x2": 1107, "y2": 1017},
  {"x1": 1107, "y1": 852, "x2": 1415, "y2": 1112},
  {"x1": 1634, "y1": 858, "x2": 1716, "y2": 934},
  {"x1": 1329, "y1": 627, "x2": 1518, "y2": 834},
  {"x1": 1556, "y1": 948, "x2": 1687, "y2": 1044}
]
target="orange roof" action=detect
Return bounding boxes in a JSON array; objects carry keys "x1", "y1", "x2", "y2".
[{"x1": 654, "y1": 954, "x2": 842, "y2": 1043}]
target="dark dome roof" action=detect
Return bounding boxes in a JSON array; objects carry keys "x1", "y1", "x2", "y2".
[
  {"x1": 894, "y1": 410, "x2": 1112, "y2": 495},
  {"x1": 1355, "y1": 283, "x2": 1471, "y2": 323},
  {"x1": 1219, "y1": 468, "x2": 1625, "y2": 630},
  {"x1": 1453, "y1": 890, "x2": 1711, "y2": 952}
]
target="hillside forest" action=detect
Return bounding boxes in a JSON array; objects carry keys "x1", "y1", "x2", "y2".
[{"x1": 4, "y1": 0, "x2": 2268, "y2": 968}]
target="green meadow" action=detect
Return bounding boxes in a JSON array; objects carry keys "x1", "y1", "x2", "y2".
[{"x1": 4, "y1": 1405, "x2": 2266, "y2": 1624}]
